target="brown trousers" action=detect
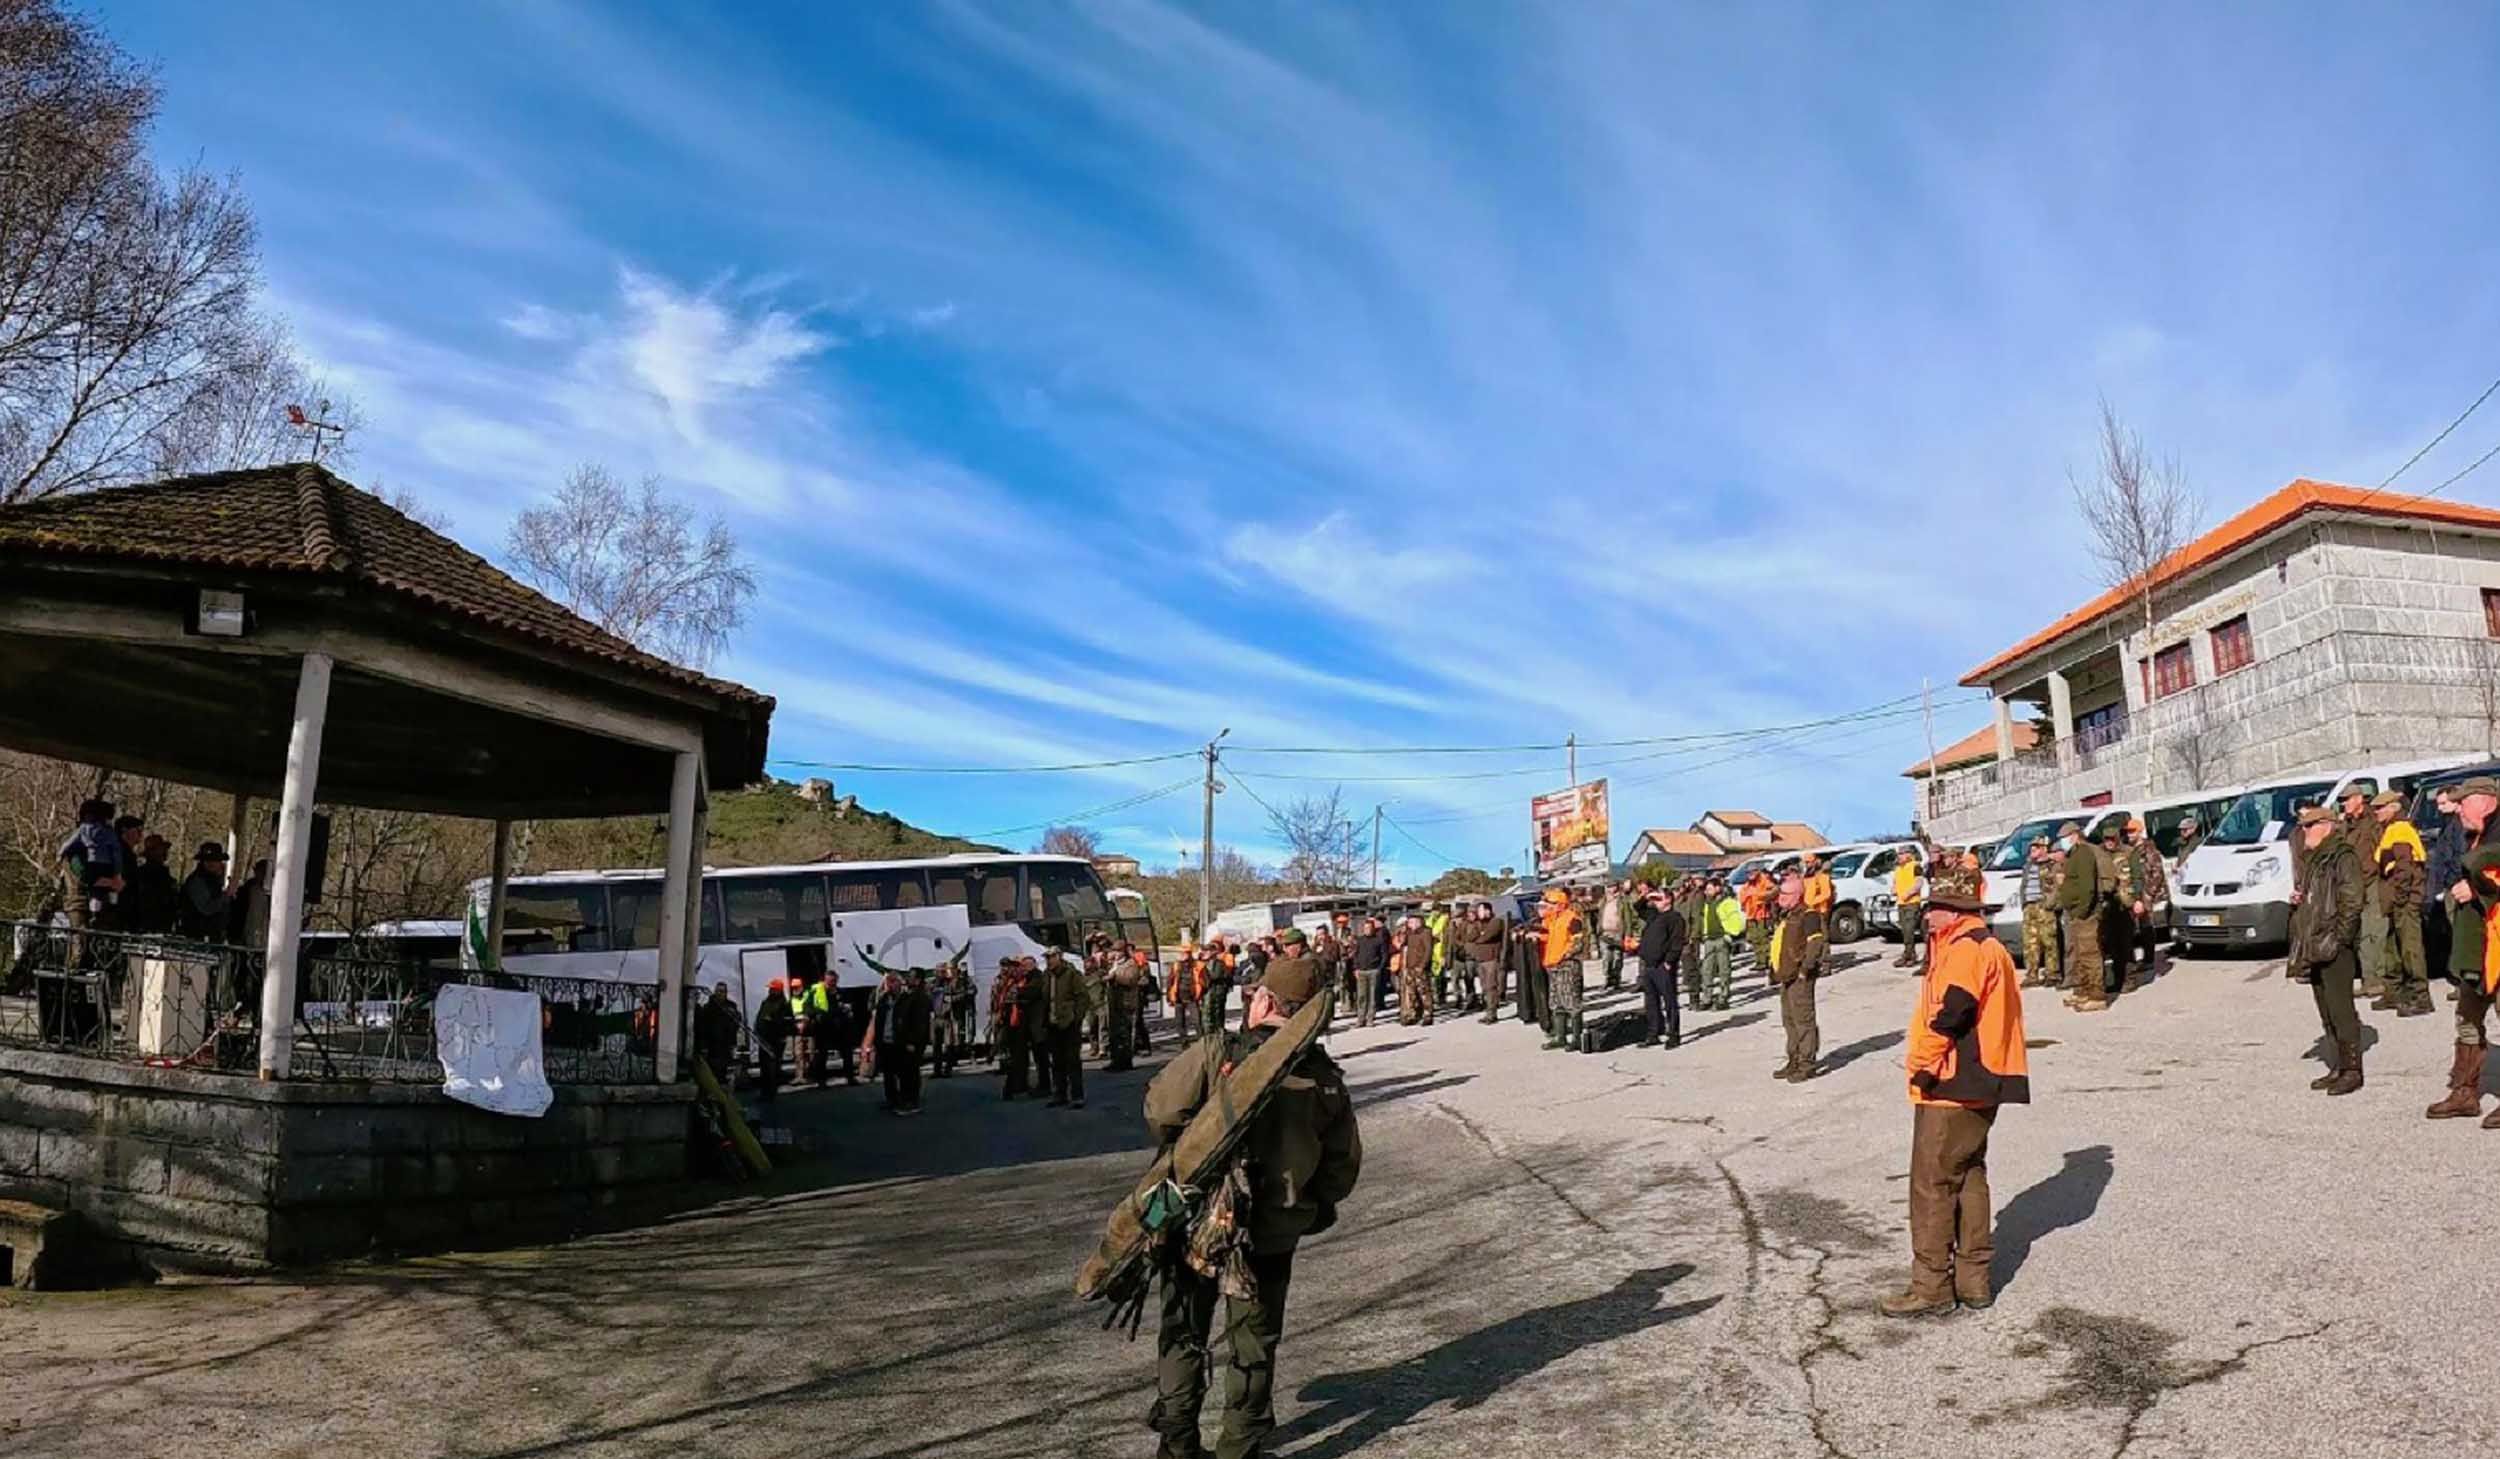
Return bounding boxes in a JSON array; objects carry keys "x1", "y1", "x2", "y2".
[
  {"x1": 1778, "y1": 976, "x2": 1818, "y2": 1070},
  {"x1": 1908, "y1": 1103, "x2": 1997, "y2": 1301}
]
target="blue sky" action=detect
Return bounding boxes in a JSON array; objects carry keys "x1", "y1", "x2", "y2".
[{"x1": 106, "y1": 1, "x2": 2500, "y2": 878}]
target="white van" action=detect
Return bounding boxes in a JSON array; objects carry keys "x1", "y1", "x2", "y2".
[
  {"x1": 1978, "y1": 815, "x2": 2074, "y2": 950},
  {"x1": 2172, "y1": 759, "x2": 2467, "y2": 952},
  {"x1": 2069, "y1": 787, "x2": 2245, "y2": 936},
  {"x1": 1804, "y1": 842, "x2": 1884, "y2": 943}
]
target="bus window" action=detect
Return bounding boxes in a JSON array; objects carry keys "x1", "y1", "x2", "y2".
[
  {"x1": 828, "y1": 868, "x2": 931, "y2": 912},
  {"x1": 609, "y1": 878, "x2": 666, "y2": 949},
  {"x1": 940, "y1": 864, "x2": 1024, "y2": 926},
  {"x1": 1030, "y1": 862, "x2": 1112, "y2": 922},
  {"x1": 505, "y1": 884, "x2": 611, "y2": 954},
  {"x1": 719, "y1": 873, "x2": 830, "y2": 942}
]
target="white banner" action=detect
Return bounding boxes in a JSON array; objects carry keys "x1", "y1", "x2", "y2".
[{"x1": 435, "y1": 983, "x2": 554, "y2": 1119}]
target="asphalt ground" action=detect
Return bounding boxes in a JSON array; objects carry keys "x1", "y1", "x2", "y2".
[{"x1": 6, "y1": 942, "x2": 2499, "y2": 1459}]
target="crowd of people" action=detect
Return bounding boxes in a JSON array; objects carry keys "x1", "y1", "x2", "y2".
[{"x1": 52, "y1": 797, "x2": 271, "y2": 947}]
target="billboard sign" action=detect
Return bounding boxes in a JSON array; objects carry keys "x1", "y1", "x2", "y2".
[{"x1": 1531, "y1": 779, "x2": 1612, "y2": 878}]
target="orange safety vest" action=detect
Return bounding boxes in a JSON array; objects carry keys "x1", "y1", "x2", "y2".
[
  {"x1": 1907, "y1": 914, "x2": 2029, "y2": 1108},
  {"x1": 1539, "y1": 905, "x2": 1581, "y2": 970}
]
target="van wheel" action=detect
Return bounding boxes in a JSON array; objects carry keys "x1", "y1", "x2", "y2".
[{"x1": 1831, "y1": 906, "x2": 1865, "y2": 944}]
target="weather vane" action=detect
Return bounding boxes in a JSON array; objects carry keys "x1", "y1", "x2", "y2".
[{"x1": 285, "y1": 400, "x2": 347, "y2": 463}]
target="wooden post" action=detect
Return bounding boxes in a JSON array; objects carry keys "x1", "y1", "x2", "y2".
[
  {"x1": 653, "y1": 750, "x2": 700, "y2": 1079},
  {"x1": 257, "y1": 652, "x2": 332, "y2": 1080},
  {"x1": 486, "y1": 818, "x2": 512, "y2": 969}
]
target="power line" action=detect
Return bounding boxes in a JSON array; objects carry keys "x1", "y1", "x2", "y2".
[
  {"x1": 1380, "y1": 811, "x2": 1460, "y2": 867},
  {"x1": 1224, "y1": 701, "x2": 1961, "y2": 784},
  {"x1": 1226, "y1": 692, "x2": 1940, "y2": 756},
  {"x1": 2378, "y1": 374, "x2": 2500, "y2": 489},
  {"x1": 948, "y1": 774, "x2": 1200, "y2": 843},
  {"x1": 2426, "y1": 437, "x2": 2500, "y2": 497},
  {"x1": 769, "y1": 750, "x2": 1199, "y2": 775}
]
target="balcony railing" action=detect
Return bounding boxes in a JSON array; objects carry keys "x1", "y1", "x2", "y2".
[{"x1": 1, "y1": 920, "x2": 656, "y2": 1084}]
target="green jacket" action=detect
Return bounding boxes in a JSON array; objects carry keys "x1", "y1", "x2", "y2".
[
  {"x1": 2051, "y1": 842, "x2": 2101, "y2": 917},
  {"x1": 1144, "y1": 1024, "x2": 1362, "y2": 1253},
  {"x1": 1044, "y1": 959, "x2": 1093, "y2": 1028},
  {"x1": 2290, "y1": 836, "x2": 2364, "y2": 972}
]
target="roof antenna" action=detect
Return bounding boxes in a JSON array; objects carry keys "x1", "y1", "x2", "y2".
[{"x1": 285, "y1": 400, "x2": 347, "y2": 464}]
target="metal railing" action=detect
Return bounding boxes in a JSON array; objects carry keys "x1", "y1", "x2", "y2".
[{"x1": 2, "y1": 919, "x2": 656, "y2": 1084}]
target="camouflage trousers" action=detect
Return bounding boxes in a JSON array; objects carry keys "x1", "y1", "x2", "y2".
[
  {"x1": 2021, "y1": 906, "x2": 2061, "y2": 983},
  {"x1": 1546, "y1": 958, "x2": 1584, "y2": 1047},
  {"x1": 1397, "y1": 970, "x2": 1434, "y2": 1025}
]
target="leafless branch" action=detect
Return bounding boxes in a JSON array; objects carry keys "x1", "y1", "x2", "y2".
[{"x1": 504, "y1": 463, "x2": 758, "y2": 669}]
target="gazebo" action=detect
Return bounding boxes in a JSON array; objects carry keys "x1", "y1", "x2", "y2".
[{"x1": 0, "y1": 465, "x2": 773, "y2": 1272}]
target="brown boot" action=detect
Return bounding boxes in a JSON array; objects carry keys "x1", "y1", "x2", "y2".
[
  {"x1": 1879, "y1": 1288, "x2": 1957, "y2": 1319},
  {"x1": 2308, "y1": 1047, "x2": 2342, "y2": 1091},
  {"x1": 2427, "y1": 1045, "x2": 2485, "y2": 1120},
  {"x1": 2324, "y1": 1042, "x2": 2363, "y2": 1096}
]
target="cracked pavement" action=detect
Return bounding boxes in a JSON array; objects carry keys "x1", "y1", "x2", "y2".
[{"x1": 5, "y1": 946, "x2": 2499, "y2": 1458}]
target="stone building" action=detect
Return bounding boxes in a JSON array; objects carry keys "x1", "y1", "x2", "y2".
[{"x1": 1922, "y1": 479, "x2": 2500, "y2": 842}]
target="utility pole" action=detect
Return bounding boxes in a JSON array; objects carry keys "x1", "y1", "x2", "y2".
[
  {"x1": 1919, "y1": 677, "x2": 1939, "y2": 834},
  {"x1": 1198, "y1": 728, "x2": 1229, "y2": 940},
  {"x1": 1566, "y1": 732, "x2": 1577, "y2": 788},
  {"x1": 1370, "y1": 804, "x2": 1384, "y2": 891}
]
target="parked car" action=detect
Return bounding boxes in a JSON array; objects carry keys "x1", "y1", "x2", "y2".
[{"x1": 2173, "y1": 757, "x2": 2467, "y2": 953}]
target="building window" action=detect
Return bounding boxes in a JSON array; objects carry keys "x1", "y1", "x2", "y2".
[
  {"x1": 2149, "y1": 640, "x2": 2196, "y2": 699},
  {"x1": 2210, "y1": 615, "x2": 2254, "y2": 676},
  {"x1": 2484, "y1": 587, "x2": 2500, "y2": 638}
]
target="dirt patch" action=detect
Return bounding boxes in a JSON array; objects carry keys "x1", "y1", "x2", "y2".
[{"x1": 1751, "y1": 1187, "x2": 1883, "y2": 1253}]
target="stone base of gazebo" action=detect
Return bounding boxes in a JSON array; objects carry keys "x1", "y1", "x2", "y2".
[{"x1": 0, "y1": 1048, "x2": 695, "y2": 1276}]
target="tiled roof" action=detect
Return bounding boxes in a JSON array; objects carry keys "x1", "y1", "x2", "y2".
[
  {"x1": 1764, "y1": 822, "x2": 1825, "y2": 850},
  {"x1": 1963, "y1": 478, "x2": 2500, "y2": 687},
  {"x1": 1902, "y1": 720, "x2": 2042, "y2": 778},
  {"x1": 1633, "y1": 828, "x2": 1721, "y2": 858},
  {"x1": 1700, "y1": 809, "x2": 1771, "y2": 829},
  {"x1": 0, "y1": 466, "x2": 771, "y2": 709}
]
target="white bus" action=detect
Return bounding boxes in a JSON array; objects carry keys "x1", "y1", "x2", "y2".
[{"x1": 467, "y1": 853, "x2": 1154, "y2": 1039}]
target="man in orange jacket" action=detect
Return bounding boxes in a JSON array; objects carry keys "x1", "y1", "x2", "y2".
[{"x1": 1883, "y1": 887, "x2": 2029, "y2": 1318}]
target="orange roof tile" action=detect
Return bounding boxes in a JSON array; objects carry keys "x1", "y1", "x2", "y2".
[
  {"x1": 1633, "y1": 829, "x2": 1721, "y2": 858},
  {"x1": 1764, "y1": 822, "x2": 1825, "y2": 849},
  {"x1": 1700, "y1": 809, "x2": 1770, "y2": 829},
  {"x1": 1902, "y1": 720, "x2": 2042, "y2": 778},
  {"x1": 1962, "y1": 478, "x2": 2500, "y2": 687}
]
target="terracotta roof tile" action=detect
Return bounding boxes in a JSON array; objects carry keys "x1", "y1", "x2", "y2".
[
  {"x1": 1902, "y1": 720, "x2": 2041, "y2": 778},
  {"x1": 1633, "y1": 829, "x2": 1721, "y2": 858},
  {"x1": 1963, "y1": 478, "x2": 2500, "y2": 687},
  {"x1": 0, "y1": 466, "x2": 771, "y2": 710},
  {"x1": 1700, "y1": 809, "x2": 1770, "y2": 829}
]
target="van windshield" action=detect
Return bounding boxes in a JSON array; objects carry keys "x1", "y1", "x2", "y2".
[
  {"x1": 2209, "y1": 781, "x2": 2334, "y2": 846},
  {"x1": 1826, "y1": 851, "x2": 1869, "y2": 877},
  {"x1": 1987, "y1": 819, "x2": 2064, "y2": 871}
]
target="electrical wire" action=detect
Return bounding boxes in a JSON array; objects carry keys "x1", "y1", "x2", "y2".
[
  {"x1": 768, "y1": 750, "x2": 1200, "y2": 775},
  {"x1": 2378, "y1": 374, "x2": 2500, "y2": 489},
  {"x1": 1226, "y1": 692, "x2": 1940, "y2": 755},
  {"x1": 1380, "y1": 810, "x2": 1461, "y2": 867},
  {"x1": 947, "y1": 774, "x2": 1200, "y2": 843},
  {"x1": 2425, "y1": 437, "x2": 2500, "y2": 497}
]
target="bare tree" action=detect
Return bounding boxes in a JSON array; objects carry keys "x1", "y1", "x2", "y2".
[
  {"x1": 0, "y1": 1, "x2": 261, "y2": 504},
  {"x1": 1266, "y1": 785, "x2": 1364, "y2": 896},
  {"x1": 505, "y1": 464, "x2": 757, "y2": 669},
  {"x1": 1036, "y1": 824, "x2": 1101, "y2": 860},
  {"x1": 2071, "y1": 399, "x2": 2202, "y2": 792},
  {"x1": 149, "y1": 315, "x2": 363, "y2": 476},
  {"x1": 2069, "y1": 397, "x2": 2202, "y2": 647}
]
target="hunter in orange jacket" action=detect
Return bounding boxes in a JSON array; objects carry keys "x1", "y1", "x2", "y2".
[{"x1": 1885, "y1": 888, "x2": 2027, "y2": 1320}]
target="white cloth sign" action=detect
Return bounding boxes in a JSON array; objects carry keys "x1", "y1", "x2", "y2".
[{"x1": 434, "y1": 983, "x2": 554, "y2": 1118}]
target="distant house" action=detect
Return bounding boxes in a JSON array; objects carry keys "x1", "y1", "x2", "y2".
[
  {"x1": 1092, "y1": 854, "x2": 1142, "y2": 879},
  {"x1": 1626, "y1": 811, "x2": 1827, "y2": 874}
]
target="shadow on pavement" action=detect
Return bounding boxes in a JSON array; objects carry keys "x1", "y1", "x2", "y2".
[
  {"x1": 1349, "y1": 1069, "x2": 1478, "y2": 1110},
  {"x1": 1335, "y1": 1039, "x2": 1421, "y2": 1060},
  {"x1": 1678, "y1": 1010, "x2": 1768, "y2": 1045},
  {"x1": 1817, "y1": 1027, "x2": 1906, "y2": 1074},
  {"x1": 1993, "y1": 1144, "x2": 2113, "y2": 1293},
  {"x1": 1277, "y1": 1263, "x2": 1723, "y2": 1458}
]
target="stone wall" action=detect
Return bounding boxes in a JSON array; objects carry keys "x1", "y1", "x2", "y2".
[
  {"x1": 0, "y1": 1047, "x2": 693, "y2": 1273},
  {"x1": 1932, "y1": 521, "x2": 2500, "y2": 842}
]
